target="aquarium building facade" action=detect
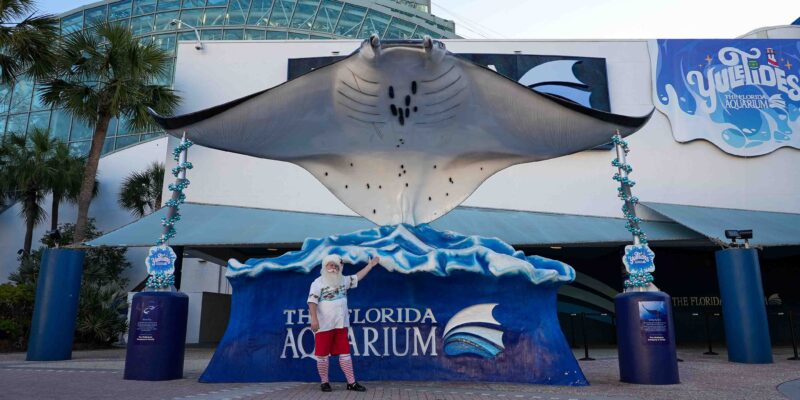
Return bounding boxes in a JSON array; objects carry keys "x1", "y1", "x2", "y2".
[{"x1": 0, "y1": 7, "x2": 799, "y2": 345}]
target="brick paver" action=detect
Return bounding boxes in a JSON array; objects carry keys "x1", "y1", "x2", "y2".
[{"x1": 0, "y1": 347, "x2": 798, "y2": 400}]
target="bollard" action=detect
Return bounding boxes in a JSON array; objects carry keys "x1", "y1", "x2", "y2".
[
  {"x1": 579, "y1": 312, "x2": 595, "y2": 361},
  {"x1": 27, "y1": 249, "x2": 85, "y2": 361},
  {"x1": 715, "y1": 248, "x2": 772, "y2": 363},
  {"x1": 703, "y1": 312, "x2": 718, "y2": 355},
  {"x1": 789, "y1": 310, "x2": 800, "y2": 361},
  {"x1": 124, "y1": 291, "x2": 189, "y2": 380}
]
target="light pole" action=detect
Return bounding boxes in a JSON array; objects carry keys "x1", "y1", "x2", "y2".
[{"x1": 170, "y1": 19, "x2": 203, "y2": 50}]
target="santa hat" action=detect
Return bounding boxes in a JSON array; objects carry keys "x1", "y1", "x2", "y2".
[{"x1": 322, "y1": 254, "x2": 342, "y2": 268}]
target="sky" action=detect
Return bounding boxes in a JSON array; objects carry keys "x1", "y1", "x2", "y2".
[{"x1": 36, "y1": 0, "x2": 799, "y2": 39}]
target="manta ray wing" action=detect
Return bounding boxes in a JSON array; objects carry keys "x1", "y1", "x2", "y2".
[{"x1": 149, "y1": 37, "x2": 652, "y2": 226}]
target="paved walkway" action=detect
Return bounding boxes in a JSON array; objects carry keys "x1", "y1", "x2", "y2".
[{"x1": 1, "y1": 347, "x2": 799, "y2": 400}]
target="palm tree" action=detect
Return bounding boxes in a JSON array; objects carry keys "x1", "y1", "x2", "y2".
[
  {"x1": 0, "y1": 128, "x2": 59, "y2": 255},
  {"x1": 0, "y1": 0, "x2": 58, "y2": 84},
  {"x1": 40, "y1": 22, "x2": 180, "y2": 244},
  {"x1": 48, "y1": 142, "x2": 88, "y2": 231},
  {"x1": 118, "y1": 162, "x2": 164, "y2": 218}
]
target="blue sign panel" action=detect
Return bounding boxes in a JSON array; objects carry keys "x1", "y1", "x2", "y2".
[
  {"x1": 638, "y1": 300, "x2": 669, "y2": 346},
  {"x1": 201, "y1": 268, "x2": 586, "y2": 385},
  {"x1": 623, "y1": 244, "x2": 656, "y2": 274},
  {"x1": 145, "y1": 245, "x2": 176, "y2": 275},
  {"x1": 651, "y1": 39, "x2": 800, "y2": 156}
]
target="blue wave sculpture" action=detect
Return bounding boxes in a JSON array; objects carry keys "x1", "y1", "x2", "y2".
[
  {"x1": 228, "y1": 224, "x2": 575, "y2": 285},
  {"x1": 202, "y1": 224, "x2": 588, "y2": 385}
]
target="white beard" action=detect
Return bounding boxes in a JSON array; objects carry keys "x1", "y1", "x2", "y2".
[{"x1": 322, "y1": 269, "x2": 343, "y2": 287}]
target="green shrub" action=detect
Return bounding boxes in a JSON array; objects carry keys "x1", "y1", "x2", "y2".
[{"x1": 5, "y1": 219, "x2": 131, "y2": 350}]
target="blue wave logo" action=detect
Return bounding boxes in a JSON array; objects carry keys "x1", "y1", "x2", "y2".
[{"x1": 443, "y1": 303, "x2": 505, "y2": 359}]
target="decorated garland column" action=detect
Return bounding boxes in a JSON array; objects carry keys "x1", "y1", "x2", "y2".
[
  {"x1": 610, "y1": 131, "x2": 679, "y2": 385},
  {"x1": 145, "y1": 134, "x2": 193, "y2": 290},
  {"x1": 611, "y1": 132, "x2": 656, "y2": 292},
  {"x1": 124, "y1": 134, "x2": 193, "y2": 381}
]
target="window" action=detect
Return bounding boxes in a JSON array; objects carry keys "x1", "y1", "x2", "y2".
[
  {"x1": 244, "y1": 29, "x2": 265, "y2": 39},
  {"x1": 155, "y1": 11, "x2": 180, "y2": 31},
  {"x1": 202, "y1": 8, "x2": 226, "y2": 26},
  {"x1": 266, "y1": 30, "x2": 287, "y2": 39},
  {"x1": 268, "y1": 0, "x2": 296, "y2": 28},
  {"x1": 411, "y1": 26, "x2": 435, "y2": 39},
  {"x1": 158, "y1": 0, "x2": 181, "y2": 11},
  {"x1": 6, "y1": 114, "x2": 28, "y2": 135},
  {"x1": 177, "y1": 31, "x2": 198, "y2": 41},
  {"x1": 311, "y1": 0, "x2": 341, "y2": 33},
  {"x1": 9, "y1": 79, "x2": 33, "y2": 113},
  {"x1": 70, "y1": 118, "x2": 94, "y2": 141},
  {"x1": 132, "y1": 0, "x2": 156, "y2": 15},
  {"x1": 288, "y1": 32, "x2": 309, "y2": 39},
  {"x1": 182, "y1": 0, "x2": 206, "y2": 7},
  {"x1": 61, "y1": 12, "x2": 84, "y2": 35},
  {"x1": 153, "y1": 59, "x2": 174, "y2": 86},
  {"x1": 333, "y1": 4, "x2": 365, "y2": 38},
  {"x1": 49, "y1": 110, "x2": 72, "y2": 141},
  {"x1": 179, "y1": 8, "x2": 203, "y2": 26},
  {"x1": 27, "y1": 111, "x2": 50, "y2": 133},
  {"x1": 153, "y1": 33, "x2": 178, "y2": 55},
  {"x1": 385, "y1": 19, "x2": 415, "y2": 39},
  {"x1": 109, "y1": 0, "x2": 133, "y2": 20},
  {"x1": 69, "y1": 141, "x2": 91, "y2": 156},
  {"x1": 223, "y1": 29, "x2": 244, "y2": 39},
  {"x1": 225, "y1": 0, "x2": 251, "y2": 25},
  {"x1": 31, "y1": 84, "x2": 49, "y2": 111},
  {"x1": 358, "y1": 10, "x2": 390, "y2": 38},
  {"x1": 0, "y1": 84, "x2": 11, "y2": 114},
  {"x1": 131, "y1": 14, "x2": 155, "y2": 35},
  {"x1": 85, "y1": 6, "x2": 107, "y2": 27},
  {"x1": 290, "y1": 0, "x2": 319, "y2": 30},
  {"x1": 102, "y1": 137, "x2": 115, "y2": 155},
  {"x1": 201, "y1": 29, "x2": 223, "y2": 40},
  {"x1": 247, "y1": 0, "x2": 274, "y2": 26},
  {"x1": 207, "y1": 0, "x2": 228, "y2": 5},
  {"x1": 115, "y1": 134, "x2": 140, "y2": 150}
]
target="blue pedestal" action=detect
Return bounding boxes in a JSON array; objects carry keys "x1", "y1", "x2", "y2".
[
  {"x1": 27, "y1": 249, "x2": 85, "y2": 361},
  {"x1": 615, "y1": 291, "x2": 679, "y2": 384},
  {"x1": 715, "y1": 248, "x2": 773, "y2": 364},
  {"x1": 124, "y1": 291, "x2": 189, "y2": 381}
]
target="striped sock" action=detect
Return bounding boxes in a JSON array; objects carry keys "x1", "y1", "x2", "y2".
[
  {"x1": 316, "y1": 356, "x2": 329, "y2": 383},
  {"x1": 339, "y1": 354, "x2": 356, "y2": 384}
]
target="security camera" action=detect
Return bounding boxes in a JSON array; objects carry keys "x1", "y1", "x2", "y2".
[
  {"x1": 724, "y1": 229, "x2": 753, "y2": 248},
  {"x1": 170, "y1": 19, "x2": 178, "y2": 26},
  {"x1": 724, "y1": 230, "x2": 741, "y2": 240}
]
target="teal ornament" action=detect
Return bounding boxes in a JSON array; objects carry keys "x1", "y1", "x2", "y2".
[{"x1": 145, "y1": 245, "x2": 177, "y2": 275}]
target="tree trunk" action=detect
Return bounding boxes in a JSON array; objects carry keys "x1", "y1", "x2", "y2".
[
  {"x1": 72, "y1": 113, "x2": 111, "y2": 245},
  {"x1": 50, "y1": 192, "x2": 61, "y2": 231},
  {"x1": 23, "y1": 193, "x2": 36, "y2": 256}
]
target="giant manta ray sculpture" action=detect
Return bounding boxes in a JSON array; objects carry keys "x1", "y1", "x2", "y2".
[{"x1": 150, "y1": 36, "x2": 652, "y2": 225}]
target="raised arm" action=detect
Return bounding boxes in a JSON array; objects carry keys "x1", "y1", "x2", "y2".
[{"x1": 355, "y1": 256, "x2": 380, "y2": 282}]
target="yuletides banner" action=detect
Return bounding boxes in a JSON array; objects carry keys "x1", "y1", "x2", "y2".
[{"x1": 650, "y1": 39, "x2": 800, "y2": 156}]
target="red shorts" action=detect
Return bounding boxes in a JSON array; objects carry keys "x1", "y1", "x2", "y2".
[{"x1": 314, "y1": 327, "x2": 350, "y2": 356}]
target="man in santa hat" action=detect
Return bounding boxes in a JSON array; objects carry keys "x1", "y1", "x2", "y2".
[{"x1": 308, "y1": 254, "x2": 380, "y2": 392}]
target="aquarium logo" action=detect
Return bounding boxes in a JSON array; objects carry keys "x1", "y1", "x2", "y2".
[{"x1": 442, "y1": 303, "x2": 505, "y2": 359}]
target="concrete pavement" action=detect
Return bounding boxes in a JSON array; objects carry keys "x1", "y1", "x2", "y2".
[{"x1": 1, "y1": 347, "x2": 799, "y2": 400}]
